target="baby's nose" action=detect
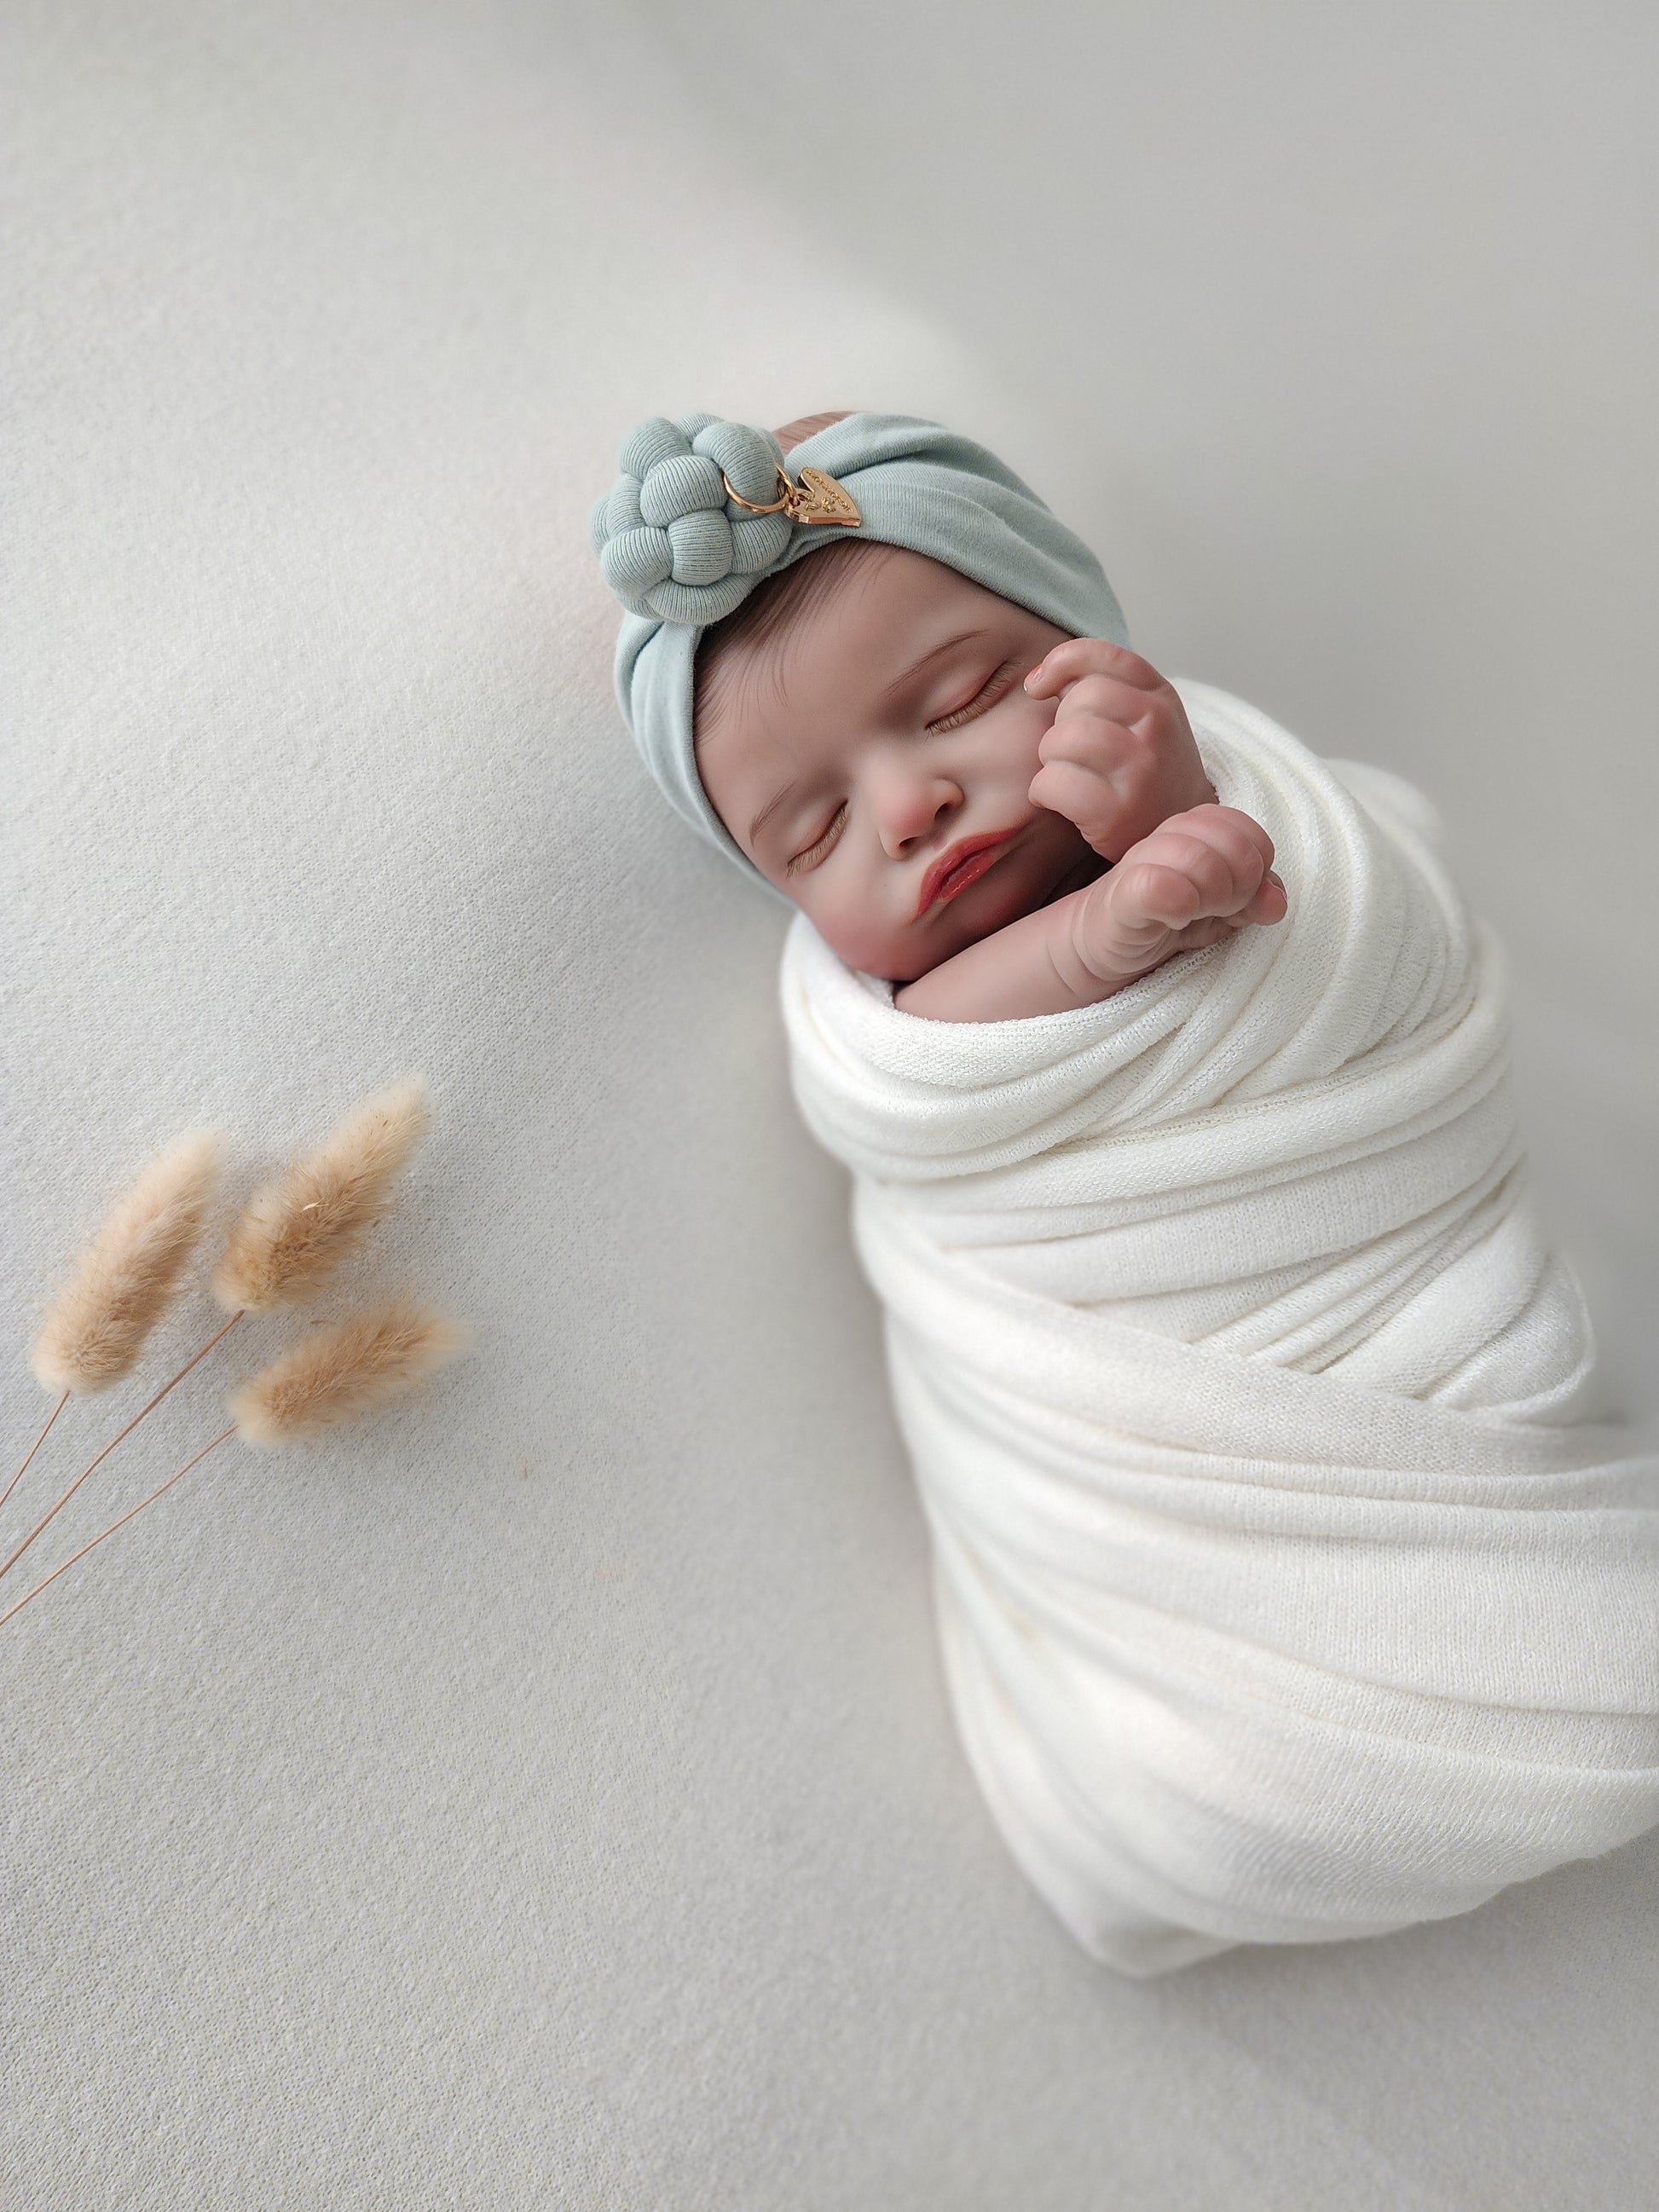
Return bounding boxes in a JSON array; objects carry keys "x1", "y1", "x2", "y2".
[{"x1": 879, "y1": 771, "x2": 962, "y2": 858}]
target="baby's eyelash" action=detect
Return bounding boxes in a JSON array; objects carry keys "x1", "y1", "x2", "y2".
[
  {"x1": 785, "y1": 801, "x2": 847, "y2": 876},
  {"x1": 927, "y1": 657, "x2": 1021, "y2": 735}
]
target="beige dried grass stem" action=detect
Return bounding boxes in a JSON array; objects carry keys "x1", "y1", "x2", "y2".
[
  {"x1": 0, "y1": 1427, "x2": 236, "y2": 1633},
  {"x1": 0, "y1": 1298, "x2": 469, "y2": 1632},
  {"x1": 0, "y1": 1310, "x2": 245, "y2": 1584},
  {"x1": 1, "y1": 1394, "x2": 70, "y2": 1521}
]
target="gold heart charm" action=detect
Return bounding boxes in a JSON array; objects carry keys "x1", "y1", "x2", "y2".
[
  {"x1": 790, "y1": 466, "x2": 862, "y2": 527},
  {"x1": 720, "y1": 463, "x2": 863, "y2": 528}
]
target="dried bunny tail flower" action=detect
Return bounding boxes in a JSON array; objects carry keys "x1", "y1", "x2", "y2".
[
  {"x1": 1, "y1": 1299, "x2": 468, "y2": 1632},
  {"x1": 228, "y1": 1297, "x2": 470, "y2": 1447},
  {"x1": 30, "y1": 1129, "x2": 227, "y2": 1395},
  {"x1": 212, "y1": 1075, "x2": 431, "y2": 1314}
]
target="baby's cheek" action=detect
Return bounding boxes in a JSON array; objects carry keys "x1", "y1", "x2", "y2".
[
  {"x1": 968, "y1": 699, "x2": 1057, "y2": 805},
  {"x1": 806, "y1": 883, "x2": 921, "y2": 982}
]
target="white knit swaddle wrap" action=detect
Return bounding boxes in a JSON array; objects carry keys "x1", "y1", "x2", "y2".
[{"x1": 781, "y1": 681, "x2": 1659, "y2": 1977}]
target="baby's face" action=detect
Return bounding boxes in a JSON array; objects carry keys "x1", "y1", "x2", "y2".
[{"x1": 694, "y1": 547, "x2": 1102, "y2": 981}]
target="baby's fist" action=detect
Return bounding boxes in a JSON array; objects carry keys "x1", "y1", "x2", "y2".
[
  {"x1": 1070, "y1": 803, "x2": 1286, "y2": 989},
  {"x1": 1026, "y1": 640, "x2": 1215, "y2": 861}
]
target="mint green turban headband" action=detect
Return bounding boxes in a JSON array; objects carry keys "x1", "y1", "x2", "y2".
[{"x1": 590, "y1": 411, "x2": 1129, "y2": 889}]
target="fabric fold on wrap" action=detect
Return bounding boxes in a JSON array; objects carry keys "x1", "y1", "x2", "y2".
[{"x1": 780, "y1": 680, "x2": 1659, "y2": 1977}]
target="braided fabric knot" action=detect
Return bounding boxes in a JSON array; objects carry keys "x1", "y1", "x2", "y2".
[{"x1": 588, "y1": 413, "x2": 795, "y2": 623}]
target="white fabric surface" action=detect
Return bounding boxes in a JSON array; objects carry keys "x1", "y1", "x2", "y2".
[
  {"x1": 8, "y1": 2, "x2": 1659, "y2": 2206},
  {"x1": 783, "y1": 685, "x2": 1659, "y2": 1974}
]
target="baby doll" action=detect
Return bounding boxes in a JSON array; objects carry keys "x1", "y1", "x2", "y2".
[
  {"x1": 691, "y1": 412, "x2": 1286, "y2": 1020},
  {"x1": 591, "y1": 412, "x2": 1659, "y2": 1976},
  {"x1": 606, "y1": 409, "x2": 1286, "y2": 1018}
]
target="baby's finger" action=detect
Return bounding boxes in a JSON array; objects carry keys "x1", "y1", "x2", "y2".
[
  {"x1": 1135, "y1": 820, "x2": 1264, "y2": 914},
  {"x1": 1026, "y1": 638, "x2": 1167, "y2": 702},
  {"x1": 1028, "y1": 756, "x2": 1115, "y2": 828},
  {"x1": 1045, "y1": 674, "x2": 1166, "y2": 735},
  {"x1": 1228, "y1": 809, "x2": 1276, "y2": 871},
  {"x1": 1037, "y1": 708, "x2": 1140, "y2": 770},
  {"x1": 1124, "y1": 860, "x2": 1207, "y2": 928},
  {"x1": 1243, "y1": 871, "x2": 1288, "y2": 923},
  {"x1": 1165, "y1": 803, "x2": 1276, "y2": 874}
]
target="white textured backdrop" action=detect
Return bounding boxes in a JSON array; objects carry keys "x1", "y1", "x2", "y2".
[{"x1": 4, "y1": 3, "x2": 1656, "y2": 2207}]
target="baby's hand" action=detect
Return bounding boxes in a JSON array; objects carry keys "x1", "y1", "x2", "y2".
[
  {"x1": 1025, "y1": 641, "x2": 1216, "y2": 861},
  {"x1": 1067, "y1": 804, "x2": 1286, "y2": 990}
]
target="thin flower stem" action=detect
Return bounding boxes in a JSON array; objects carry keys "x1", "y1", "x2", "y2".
[
  {"x1": 0, "y1": 1426, "x2": 237, "y2": 1632},
  {"x1": 0, "y1": 1309, "x2": 245, "y2": 1584},
  {"x1": 2, "y1": 1390, "x2": 70, "y2": 1519}
]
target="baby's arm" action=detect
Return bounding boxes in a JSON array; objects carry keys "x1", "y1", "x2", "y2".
[{"x1": 895, "y1": 805, "x2": 1286, "y2": 1021}]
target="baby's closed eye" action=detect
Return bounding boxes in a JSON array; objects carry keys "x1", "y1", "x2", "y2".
[
  {"x1": 926, "y1": 657, "x2": 1022, "y2": 735},
  {"x1": 785, "y1": 803, "x2": 848, "y2": 876}
]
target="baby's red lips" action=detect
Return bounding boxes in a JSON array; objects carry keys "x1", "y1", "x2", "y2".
[{"x1": 916, "y1": 828, "x2": 1021, "y2": 918}]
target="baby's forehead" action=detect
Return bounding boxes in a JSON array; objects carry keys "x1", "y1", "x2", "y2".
[
  {"x1": 771, "y1": 545, "x2": 937, "y2": 679},
  {"x1": 708, "y1": 546, "x2": 1013, "y2": 700},
  {"x1": 708, "y1": 552, "x2": 971, "y2": 745}
]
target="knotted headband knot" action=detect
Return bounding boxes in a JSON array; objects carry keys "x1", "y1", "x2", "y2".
[{"x1": 588, "y1": 413, "x2": 795, "y2": 624}]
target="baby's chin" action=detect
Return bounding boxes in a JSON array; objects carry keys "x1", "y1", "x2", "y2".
[{"x1": 808, "y1": 898, "x2": 994, "y2": 984}]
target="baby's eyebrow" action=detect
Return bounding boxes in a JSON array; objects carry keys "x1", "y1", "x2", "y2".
[
  {"x1": 878, "y1": 628, "x2": 989, "y2": 704},
  {"x1": 749, "y1": 778, "x2": 799, "y2": 848}
]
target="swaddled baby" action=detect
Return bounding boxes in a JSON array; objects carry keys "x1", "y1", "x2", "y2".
[{"x1": 592, "y1": 411, "x2": 1659, "y2": 1975}]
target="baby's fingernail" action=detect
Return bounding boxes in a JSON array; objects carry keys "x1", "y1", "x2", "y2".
[
  {"x1": 1023, "y1": 665, "x2": 1044, "y2": 690},
  {"x1": 1266, "y1": 870, "x2": 1284, "y2": 889}
]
